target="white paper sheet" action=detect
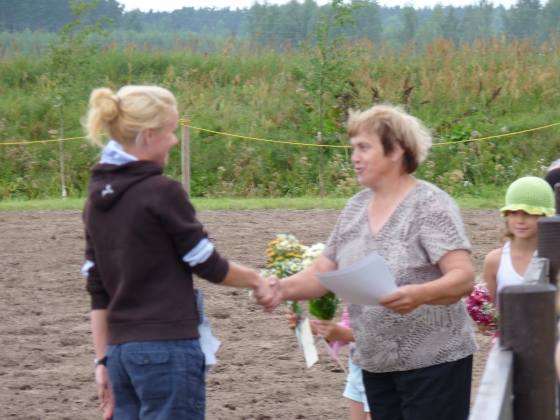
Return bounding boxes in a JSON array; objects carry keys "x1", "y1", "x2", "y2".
[
  {"x1": 199, "y1": 318, "x2": 221, "y2": 371},
  {"x1": 299, "y1": 317, "x2": 319, "y2": 368},
  {"x1": 315, "y1": 251, "x2": 397, "y2": 306}
]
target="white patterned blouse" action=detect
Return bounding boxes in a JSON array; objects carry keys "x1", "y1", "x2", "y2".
[{"x1": 323, "y1": 181, "x2": 478, "y2": 373}]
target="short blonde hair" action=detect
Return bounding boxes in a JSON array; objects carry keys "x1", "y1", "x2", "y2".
[
  {"x1": 347, "y1": 105, "x2": 432, "y2": 173},
  {"x1": 85, "y1": 85, "x2": 177, "y2": 147}
]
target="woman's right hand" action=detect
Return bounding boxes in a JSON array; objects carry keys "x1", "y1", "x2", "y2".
[
  {"x1": 254, "y1": 274, "x2": 283, "y2": 313},
  {"x1": 285, "y1": 308, "x2": 300, "y2": 330},
  {"x1": 284, "y1": 308, "x2": 322, "y2": 336}
]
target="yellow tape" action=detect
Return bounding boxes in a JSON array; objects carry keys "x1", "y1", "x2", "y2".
[
  {"x1": 0, "y1": 136, "x2": 87, "y2": 146},
  {"x1": 180, "y1": 119, "x2": 560, "y2": 149},
  {"x1": 433, "y1": 122, "x2": 560, "y2": 147},
  {"x1": 3, "y1": 120, "x2": 558, "y2": 148},
  {"x1": 180, "y1": 120, "x2": 349, "y2": 148}
]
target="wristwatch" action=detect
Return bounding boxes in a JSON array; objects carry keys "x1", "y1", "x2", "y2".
[{"x1": 94, "y1": 356, "x2": 107, "y2": 367}]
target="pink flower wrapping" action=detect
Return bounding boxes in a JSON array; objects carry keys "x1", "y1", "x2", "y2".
[{"x1": 465, "y1": 281, "x2": 498, "y2": 326}]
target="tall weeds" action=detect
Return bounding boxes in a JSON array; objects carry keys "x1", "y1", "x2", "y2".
[{"x1": 1, "y1": 35, "x2": 559, "y2": 200}]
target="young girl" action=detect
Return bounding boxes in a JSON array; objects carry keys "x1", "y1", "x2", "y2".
[
  {"x1": 285, "y1": 307, "x2": 371, "y2": 420},
  {"x1": 480, "y1": 176, "x2": 555, "y2": 335}
]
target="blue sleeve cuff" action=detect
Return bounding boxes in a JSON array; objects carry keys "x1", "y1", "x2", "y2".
[{"x1": 182, "y1": 238, "x2": 215, "y2": 267}]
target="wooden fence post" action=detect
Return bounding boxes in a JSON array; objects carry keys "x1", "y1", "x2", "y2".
[
  {"x1": 181, "y1": 115, "x2": 190, "y2": 196},
  {"x1": 537, "y1": 183, "x2": 560, "y2": 285},
  {"x1": 317, "y1": 131, "x2": 324, "y2": 200},
  {"x1": 499, "y1": 283, "x2": 557, "y2": 420},
  {"x1": 58, "y1": 103, "x2": 67, "y2": 199}
]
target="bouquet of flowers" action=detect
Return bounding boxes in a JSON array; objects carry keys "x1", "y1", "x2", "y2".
[
  {"x1": 261, "y1": 234, "x2": 340, "y2": 321},
  {"x1": 261, "y1": 234, "x2": 307, "y2": 279},
  {"x1": 262, "y1": 234, "x2": 343, "y2": 369},
  {"x1": 465, "y1": 279, "x2": 498, "y2": 328}
]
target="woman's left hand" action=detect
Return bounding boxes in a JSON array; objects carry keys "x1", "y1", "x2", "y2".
[
  {"x1": 313, "y1": 320, "x2": 354, "y2": 342},
  {"x1": 378, "y1": 284, "x2": 426, "y2": 314},
  {"x1": 95, "y1": 365, "x2": 114, "y2": 420}
]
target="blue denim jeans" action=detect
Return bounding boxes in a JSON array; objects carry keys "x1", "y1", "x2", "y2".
[{"x1": 106, "y1": 339, "x2": 206, "y2": 420}]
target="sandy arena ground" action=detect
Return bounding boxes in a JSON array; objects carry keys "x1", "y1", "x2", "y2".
[{"x1": 0, "y1": 208, "x2": 500, "y2": 419}]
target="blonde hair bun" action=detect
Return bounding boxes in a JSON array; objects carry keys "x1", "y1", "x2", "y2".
[
  {"x1": 89, "y1": 88, "x2": 119, "y2": 123},
  {"x1": 84, "y1": 85, "x2": 177, "y2": 147}
]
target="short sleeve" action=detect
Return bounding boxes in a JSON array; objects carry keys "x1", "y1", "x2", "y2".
[
  {"x1": 322, "y1": 215, "x2": 342, "y2": 263},
  {"x1": 420, "y1": 193, "x2": 472, "y2": 265}
]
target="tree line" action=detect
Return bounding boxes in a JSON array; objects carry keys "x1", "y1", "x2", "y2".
[
  {"x1": 246, "y1": 0, "x2": 560, "y2": 46},
  {"x1": 1, "y1": 0, "x2": 560, "y2": 48},
  {"x1": 0, "y1": 0, "x2": 122, "y2": 32}
]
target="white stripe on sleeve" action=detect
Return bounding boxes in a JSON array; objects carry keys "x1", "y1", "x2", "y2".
[
  {"x1": 182, "y1": 238, "x2": 215, "y2": 267},
  {"x1": 81, "y1": 260, "x2": 95, "y2": 277}
]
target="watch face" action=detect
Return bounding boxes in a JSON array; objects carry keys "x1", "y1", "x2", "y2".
[{"x1": 94, "y1": 357, "x2": 106, "y2": 366}]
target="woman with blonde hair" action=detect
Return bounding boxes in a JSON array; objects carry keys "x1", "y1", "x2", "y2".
[
  {"x1": 82, "y1": 85, "x2": 276, "y2": 420},
  {"x1": 270, "y1": 105, "x2": 477, "y2": 420}
]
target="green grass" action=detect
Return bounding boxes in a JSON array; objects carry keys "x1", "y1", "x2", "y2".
[
  {"x1": 0, "y1": 197, "x2": 87, "y2": 211},
  {"x1": 0, "y1": 194, "x2": 501, "y2": 212},
  {"x1": 192, "y1": 197, "x2": 350, "y2": 210},
  {"x1": 0, "y1": 196, "x2": 346, "y2": 211},
  {"x1": 454, "y1": 196, "x2": 502, "y2": 210}
]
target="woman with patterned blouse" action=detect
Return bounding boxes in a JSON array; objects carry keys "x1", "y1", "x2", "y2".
[{"x1": 273, "y1": 105, "x2": 477, "y2": 420}]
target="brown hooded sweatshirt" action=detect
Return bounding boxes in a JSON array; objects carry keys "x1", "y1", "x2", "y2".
[{"x1": 83, "y1": 160, "x2": 228, "y2": 345}]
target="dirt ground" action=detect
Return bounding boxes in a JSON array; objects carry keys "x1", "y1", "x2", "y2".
[{"x1": 0, "y1": 208, "x2": 501, "y2": 420}]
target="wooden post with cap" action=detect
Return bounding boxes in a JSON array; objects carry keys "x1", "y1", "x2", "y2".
[
  {"x1": 181, "y1": 115, "x2": 190, "y2": 196},
  {"x1": 537, "y1": 183, "x2": 560, "y2": 285},
  {"x1": 499, "y1": 283, "x2": 557, "y2": 420}
]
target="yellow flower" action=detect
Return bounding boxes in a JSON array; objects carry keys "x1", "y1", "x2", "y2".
[
  {"x1": 268, "y1": 263, "x2": 275, "y2": 268},
  {"x1": 276, "y1": 257, "x2": 284, "y2": 261},
  {"x1": 286, "y1": 253, "x2": 294, "y2": 257}
]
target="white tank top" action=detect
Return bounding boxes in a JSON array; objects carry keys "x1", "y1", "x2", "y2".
[{"x1": 496, "y1": 241, "x2": 524, "y2": 293}]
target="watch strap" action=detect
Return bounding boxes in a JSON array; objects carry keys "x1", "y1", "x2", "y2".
[{"x1": 94, "y1": 356, "x2": 107, "y2": 366}]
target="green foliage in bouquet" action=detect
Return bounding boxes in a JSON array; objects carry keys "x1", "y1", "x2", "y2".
[
  {"x1": 309, "y1": 292, "x2": 339, "y2": 321},
  {"x1": 286, "y1": 300, "x2": 303, "y2": 317}
]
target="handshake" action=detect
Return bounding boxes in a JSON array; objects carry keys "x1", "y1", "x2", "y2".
[
  {"x1": 252, "y1": 274, "x2": 284, "y2": 313},
  {"x1": 219, "y1": 261, "x2": 285, "y2": 312}
]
